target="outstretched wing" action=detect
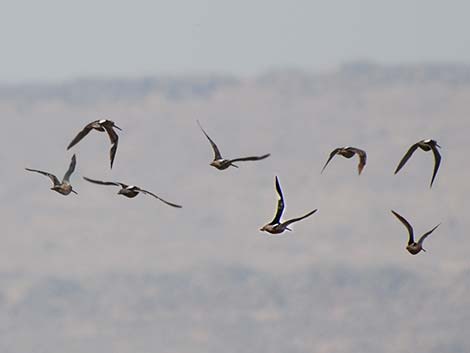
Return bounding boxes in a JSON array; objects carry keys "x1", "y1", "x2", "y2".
[
  {"x1": 429, "y1": 144, "x2": 441, "y2": 188},
  {"x1": 347, "y1": 147, "x2": 367, "y2": 175},
  {"x1": 83, "y1": 176, "x2": 124, "y2": 188},
  {"x1": 197, "y1": 120, "x2": 222, "y2": 160},
  {"x1": 62, "y1": 154, "x2": 76, "y2": 182},
  {"x1": 103, "y1": 124, "x2": 119, "y2": 169},
  {"x1": 321, "y1": 148, "x2": 341, "y2": 174},
  {"x1": 417, "y1": 223, "x2": 440, "y2": 246},
  {"x1": 138, "y1": 188, "x2": 183, "y2": 208},
  {"x1": 282, "y1": 209, "x2": 318, "y2": 227},
  {"x1": 67, "y1": 121, "x2": 95, "y2": 150},
  {"x1": 394, "y1": 143, "x2": 419, "y2": 174},
  {"x1": 391, "y1": 210, "x2": 415, "y2": 244},
  {"x1": 109, "y1": 141, "x2": 118, "y2": 169},
  {"x1": 25, "y1": 168, "x2": 60, "y2": 186},
  {"x1": 103, "y1": 124, "x2": 119, "y2": 145},
  {"x1": 269, "y1": 176, "x2": 285, "y2": 225},
  {"x1": 230, "y1": 153, "x2": 271, "y2": 163}
]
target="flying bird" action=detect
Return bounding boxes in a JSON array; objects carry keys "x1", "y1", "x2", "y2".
[
  {"x1": 67, "y1": 119, "x2": 122, "y2": 169},
  {"x1": 391, "y1": 210, "x2": 440, "y2": 255},
  {"x1": 321, "y1": 147, "x2": 367, "y2": 175},
  {"x1": 197, "y1": 120, "x2": 270, "y2": 170},
  {"x1": 83, "y1": 177, "x2": 182, "y2": 208},
  {"x1": 26, "y1": 154, "x2": 78, "y2": 195},
  {"x1": 394, "y1": 139, "x2": 441, "y2": 188},
  {"x1": 260, "y1": 176, "x2": 317, "y2": 234}
]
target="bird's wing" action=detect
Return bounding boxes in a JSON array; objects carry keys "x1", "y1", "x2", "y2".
[
  {"x1": 62, "y1": 154, "x2": 76, "y2": 182},
  {"x1": 66, "y1": 122, "x2": 95, "y2": 150},
  {"x1": 138, "y1": 188, "x2": 183, "y2": 208},
  {"x1": 103, "y1": 124, "x2": 119, "y2": 169},
  {"x1": 347, "y1": 147, "x2": 367, "y2": 175},
  {"x1": 282, "y1": 209, "x2": 318, "y2": 227},
  {"x1": 417, "y1": 223, "x2": 440, "y2": 246},
  {"x1": 197, "y1": 120, "x2": 222, "y2": 160},
  {"x1": 25, "y1": 168, "x2": 60, "y2": 186},
  {"x1": 394, "y1": 143, "x2": 419, "y2": 174},
  {"x1": 269, "y1": 176, "x2": 285, "y2": 225},
  {"x1": 230, "y1": 153, "x2": 271, "y2": 163},
  {"x1": 103, "y1": 124, "x2": 119, "y2": 145},
  {"x1": 429, "y1": 144, "x2": 441, "y2": 188},
  {"x1": 321, "y1": 148, "x2": 341, "y2": 173},
  {"x1": 82, "y1": 176, "x2": 122, "y2": 187},
  {"x1": 109, "y1": 141, "x2": 118, "y2": 169},
  {"x1": 391, "y1": 210, "x2": 414, "y2": 244}
]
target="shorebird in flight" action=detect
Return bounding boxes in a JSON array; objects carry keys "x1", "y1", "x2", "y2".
[
  {"x1": 26, "y1": 154, "x2": 77, "y2": 195},
  {"x1": 83, "y1": 177, "x2": 182, "y2": 208},
  {"x1": 67, "y1": 119, "x2": 121, "y2": 169},
  {"x1": 321, "y1": 147, "x2": 367, "y2": 175},
  {"x1": 394, "y1": 139, "x2": 441, "y2": 188},
  {"x1": 391, "y1": 210, "x2": 440, "y2": 255},
  {"x1": 260, "y1": 176, "x2": 317, "y2": 234},
  {"x1": 197, "y1": 120, "x2": 270, "y2": 170}
]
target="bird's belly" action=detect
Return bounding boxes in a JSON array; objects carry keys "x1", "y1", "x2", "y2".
[
  {"x1": 121, "y1": 191, "x2": 139, "y2": 198},
  {"x1": 212, "y1": 160, "x2": 230, "y2": 170},
  {"x1": 266, "y1": 225, "x2": 285, "y2": 234},
  {"x1": 56, "y1": 188, "x2": 71, "y2": 195},
  {"x1": 406, "y1": 245, "x2": 421, "y2": 255}
]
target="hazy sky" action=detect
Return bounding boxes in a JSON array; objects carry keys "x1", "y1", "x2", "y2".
[{"x1": 1, "y1": 0, "x2": 470, "y2": 82}]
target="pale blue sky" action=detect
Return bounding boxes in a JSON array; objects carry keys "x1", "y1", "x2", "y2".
[{"x1": 1, "y1": 0, "x2": 470, "y2": 82}]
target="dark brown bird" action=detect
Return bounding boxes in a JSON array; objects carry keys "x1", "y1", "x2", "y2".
[
  {"x1": 260, "y1": 176, "x2": 317, "y2": 234},
  {"x1": 83, "y1": 177, "x2": 182, "y2": 208},
  {"x1": 67, "y1": 119, "x2": 121, "y2": 169},
  {"x1": 197, "y1": 120, "x2": 270, "y2": 170},
  {"x1": 321, "y1": 147, "x2": 367, "y2": 175},
  {"x1": 394, "y1": 139, "x2": 441, "y2": 188},
  {"x1": 26, "y1": 154, "x2": 77, "y2": 195},
  {"x1": 391, "y1": 210, "x2": 440, "y2": 255}
]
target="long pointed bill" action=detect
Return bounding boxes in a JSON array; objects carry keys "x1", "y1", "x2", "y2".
[{"x1": 114, "y1": 125, "x2": 122, "y2": 131}]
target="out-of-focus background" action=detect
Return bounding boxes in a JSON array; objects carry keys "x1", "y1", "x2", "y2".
[{"x1": 1, "y1": 2, "x2": 470, "y2": 352}]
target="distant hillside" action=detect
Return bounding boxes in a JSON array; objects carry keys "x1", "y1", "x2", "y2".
[
  {"x1": 2, "y1": 62, "x2": 470, "y2": 103},
  {"x1": 1, "y1": 265, "x2": 469, "y2": 353}
]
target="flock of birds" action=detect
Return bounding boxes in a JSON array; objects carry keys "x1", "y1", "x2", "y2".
[{"x1": 25, "y1": 118, "x2": 442, "y2": 255}]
